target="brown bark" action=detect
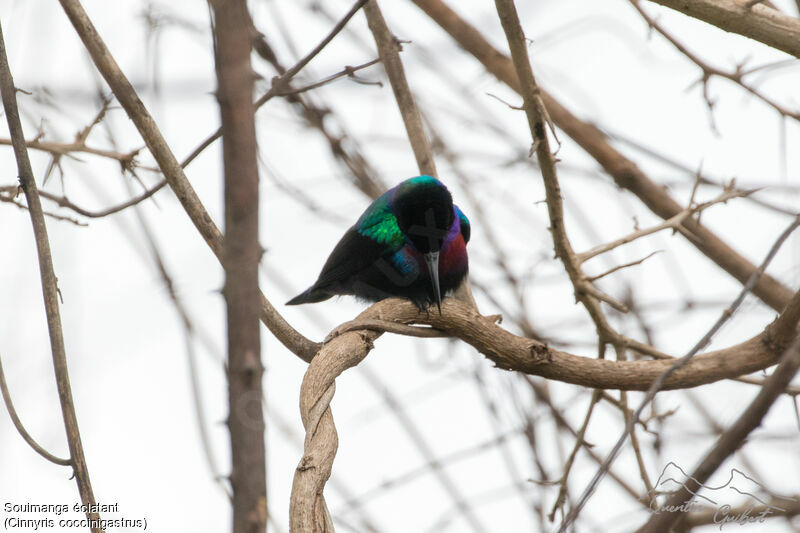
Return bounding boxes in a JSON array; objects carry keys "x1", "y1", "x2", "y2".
[
  {"x1": 0, "y1": 20, "x2": 102, "y2": 533},
  {"x1": 210, "y1": 1, "x2": 266, "y2": 532},
  {"x1": 364, "y1": 0, "x2": 438, "y2": 177},
  {"x1": 57, "y1": 0, "x2": 319, "y2": 365},
  {"x1": 648, "y1": 0, "x2": 800, "y2": 59},
  {"x1": 636, "y1": 339, "x2": 800, "y2": 532},
  {"x1": 409, "y1": 0, "x2": 794, "y2": 313}
]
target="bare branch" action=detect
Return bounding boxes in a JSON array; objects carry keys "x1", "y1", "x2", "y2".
[
  {"x1": 631, "y1": 0, "x2": 800, "y2": 121},
  {"x1": 364, "y1": 0, "x2": 437, "y2": 177},
  {"x1": 560, "y1": 215, "x2": 800, "y2": 531},
  {"x1": 409, "y1": 0, "x2": 795, "y2": 313},
  {"x1": 647, "y1": 0, "x2": 800, "y2": 59},
  {"x1": 577, "y1": 188, "x2": 751, "y2": 263},
  {"x1": 57, "y1": 0, "x2": 320, "y2": 363},
  {"x1": 0, "y1": 20, "x2": 102, "y2": 532},
  {"x1": 637, "y1": 338, "x2": 800, "y2": 532},
  {"x1": 0, "y1": 355, "x2": 70, "y2": 466},
  {"x1": 210, "y1": 0, "x2": 266, "y2": 531}
]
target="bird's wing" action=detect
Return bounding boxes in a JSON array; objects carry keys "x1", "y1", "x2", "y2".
[{"x1": 312, "y1": 202, "x2": 406, "y2": 290}]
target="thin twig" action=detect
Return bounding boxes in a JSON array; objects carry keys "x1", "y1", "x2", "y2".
[
  {"x1": 577, "y1": 188, "x2": 752, "y2": 263},
  {"x1": 357, "y1": 364, "x2": 490, "y2": 533},
  {"x1": 560, "y1": 214, "x2": 800, "y2": 531},
  {"x1": 548, "y1": 389, "x2": 602, "y2": 520},
  {"x1": 0, "y1": 20, "x2": 102, "y2": 532},
  {"x1": 0, "y1": 191, "x2": 88, "y2": 225},
  {"x1": 58, "y1": 0, "x2": 320, "y2": 362},
  {"x1": 637, "y1": 337, "x2": 800, "y2": 532},
  {"x1": 363, "y1": 0, "x2": 438, "y2": 177},
  {"x1": 586, "y1": 251, "x2": 662, "y2": 282},
  {"x1": 410, "y1": 0, "x2": 795, "y2": 313},
  {"x1": 0, "y1": 355, "x2": 70, "y2": 466},
  {"x1": 631, "y1": 0, "x2": 800, "y2": 121},
  {"x1": 277, "y1": 58, "x2": 381, "y2": 96}
]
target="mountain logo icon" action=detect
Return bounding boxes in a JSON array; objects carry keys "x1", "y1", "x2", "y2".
[{"x1": 645, "y1": 462, "x2": 798, "y2": 528}]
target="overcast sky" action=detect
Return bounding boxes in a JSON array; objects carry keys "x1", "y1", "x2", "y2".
[{"x1": 1, "y1": 1, "x2": 799, "y2": 532}]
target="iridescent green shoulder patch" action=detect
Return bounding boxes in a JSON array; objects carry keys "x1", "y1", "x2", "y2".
[{"x1": 357, "y1": 198, "x2": 404, "y2": 248}]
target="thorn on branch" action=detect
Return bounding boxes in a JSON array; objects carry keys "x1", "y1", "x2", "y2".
[
  {"x1": 392, "y1": 36, "x2": 411, "y2": 52},
  {"x1": 587, "y1": 250, "x2": 663, "y2": 282},
  {"x1": 486, "y1": 92, "x2": 524, "y2": 110}
]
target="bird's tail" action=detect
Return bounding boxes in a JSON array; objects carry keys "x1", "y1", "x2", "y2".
[{"x1": 286, "y1": 286, "x2": 332, "y2": 305}]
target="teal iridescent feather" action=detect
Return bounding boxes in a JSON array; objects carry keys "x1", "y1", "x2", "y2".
[
  {"x1": 286, "y1": 175, "x2": 470, "y2": 308},
  {"x1": 355, "y1": 193, "x2": 405, "y2": 248}
]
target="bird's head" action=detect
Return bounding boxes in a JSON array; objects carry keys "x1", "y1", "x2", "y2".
[
  {"x1": 393, "y1": 175, "x2": 455, "y2": 313},
  {"x1": 393, "y1": 175, "x2": 455, "y2": 254}
]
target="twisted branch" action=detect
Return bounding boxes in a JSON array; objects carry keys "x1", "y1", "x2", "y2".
[{"x1": 288, "y1": 284, "x2": 799, "y2": 529}]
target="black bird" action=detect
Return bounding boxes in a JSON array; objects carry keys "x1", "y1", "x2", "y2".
[{"x1": 287, "y1": 175, "x2": 470, "y2": 310}]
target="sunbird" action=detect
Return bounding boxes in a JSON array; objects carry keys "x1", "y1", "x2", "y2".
[{"x1": 287, "y1": 175, "x2": 470, "y2": 311}]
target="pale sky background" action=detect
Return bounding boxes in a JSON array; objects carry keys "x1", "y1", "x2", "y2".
[{"x1": 0, "y1": 1, "x2": 799, "y2": 532}]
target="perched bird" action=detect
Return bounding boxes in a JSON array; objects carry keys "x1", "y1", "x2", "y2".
[{"x1": 287, "y1": 175, "x2": 470, "y2": 311}]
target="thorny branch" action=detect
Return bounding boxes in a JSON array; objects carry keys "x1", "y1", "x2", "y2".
[
  {"x1": 8, "y1": 0, "x2": 377, "y2": 226},
  {"x1": 560, "y1": 215, "x2": 800, "y2": 531},
  {"x1": 410, "y1": 0, "x2": 795, "y2": 313},
  {"x1": 57, "y1": 0, "x2": 321, "y2": 363},
  {"x1": 637, "y1": 337, "x2": 800, "y2": 532},
  {"x1": 631, "y1": 0, "x2": 800, "y2": 123},
  {"x1": 0, "y1": 20, "x2": 103, "y2": 533}
]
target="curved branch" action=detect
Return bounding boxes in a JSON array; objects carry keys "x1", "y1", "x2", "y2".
[
  {"x1": 0, "y1": 21, "x2": 102, "y2": 532},
  {"x1": 290, "y1": 328, "x2": 379, "y2": 532},
  {"x1": 0, "y1": 355, "x2": 70, "y2": 466},
  {"x1": 57, "y1": 0, "x2": 319, "y2": 363},
  {"x1": 330, "y1": 291, "x2": 799, "y2": 390},
  {"x1": 637, "y1": 337, "x2": 800, "y2": 532},
  {"x1": 289, "y1": 286, "x2": 799, "y2": 530},
  {"x1": 647, "y1": 0, "x2": 800, "y2": 59}
]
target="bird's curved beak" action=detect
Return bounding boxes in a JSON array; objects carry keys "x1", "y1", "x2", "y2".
[{"x1": 424, "y1": 251, "x2": 442, "y2": 314}]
